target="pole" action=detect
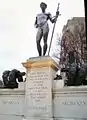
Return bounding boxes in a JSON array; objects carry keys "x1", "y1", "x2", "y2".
[{"x1": 48, "y1": 3, "x2": 60, "y2": 56}]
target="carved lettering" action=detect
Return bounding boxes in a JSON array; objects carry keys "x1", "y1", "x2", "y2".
[
  {"x1": 27, "y1": 70, "x2": 49, "y2": 111},
  {"x1": 28, "y1": 106, "x2": 47, "y2": 110},
  {"x1": 28, "y1": 71, "x2": 48, "y2": 102},
  {"x1": 62, "y1": 100, "x2": 87, "y2": 106},
  {"x1": 2, "y1": 100, "x2": 19, "y2": 104}
]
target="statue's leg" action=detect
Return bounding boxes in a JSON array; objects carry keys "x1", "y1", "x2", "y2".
[
  {"x1": 43, "y1": 24, "x2": 49, "y2": 56},
  {"x1": 36, "y1": 28, "x2": 43, "y2": 56}
]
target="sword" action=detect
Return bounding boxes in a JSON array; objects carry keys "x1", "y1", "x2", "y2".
[{"x1": 48, "y1": 3, "x2": 60, "y2": 56}]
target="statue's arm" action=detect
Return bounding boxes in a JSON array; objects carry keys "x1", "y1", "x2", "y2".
[
  {"x1": 47, "y1": 13, "x2": 54, "y2": 23},
  {"x1": 48, "y1": 11, "x2": 59, "y2": 23},
  {"x1": 34, "y1": 17, "x2": 38, "y2": 28}
]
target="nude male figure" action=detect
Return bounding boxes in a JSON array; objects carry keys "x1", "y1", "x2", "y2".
[{"x1": 34, "y1": 2, "x2": 59, "y2": 56}]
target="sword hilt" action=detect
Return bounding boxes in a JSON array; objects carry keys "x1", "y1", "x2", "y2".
[
  {"x1": 56, "y1": 3, "x2": 60, "y2": 17},
  {"x1": 57, "y1": 3, "x2": 60, "y2": 11}
]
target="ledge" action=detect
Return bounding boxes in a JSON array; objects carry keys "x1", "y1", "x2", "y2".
[
  {"x1": 53, "y1": 86, "x2": 87, "y2": 94},
  {"x1": 0, "y1": 89, "x2": 25, "y2": 95},
  {"x1": 22, "y1": 56, "x2": 58, "y2": 71}
]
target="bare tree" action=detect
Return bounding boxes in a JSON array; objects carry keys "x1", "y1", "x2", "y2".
[
  {"x1": 74, "y1": 21, "x2": 86, "y2": 63},
  {"x1": 61, "y1": 18, "x2": 86, "y2": 67}
]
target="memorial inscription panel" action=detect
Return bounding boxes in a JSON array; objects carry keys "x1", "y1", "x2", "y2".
[
  {"x1": 53, "y1": 93, "x2": 87, "y2": 118},
  {"x1": 25, "y1": 68, "x2": 53, "y2": 117},
  {"x1": 0, "y1": 95, "x2": 24, "y2": 115}
]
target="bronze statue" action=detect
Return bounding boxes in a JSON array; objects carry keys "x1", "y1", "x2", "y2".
[
  {"x1": 2, "y1": 70, "x2": 10, "y2": 87},
  {"x1": 0, "y1": 80, "x2": 4, "y2": 88},
  {"x1": 34, "y1": 2, "x2": 59, "y2": 56},
  {"x1": 2, "y1": 69, "x2": 26, "y2": 88},
  {"x1": 54, "y1": 74, "x2": 62, "y2": 80}
]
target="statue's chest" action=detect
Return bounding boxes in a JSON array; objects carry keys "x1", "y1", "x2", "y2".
[{"x1": 37, "y1": 14, "x2": 48, "y2": 23}]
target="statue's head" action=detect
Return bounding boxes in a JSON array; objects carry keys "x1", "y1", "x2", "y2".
[
  {"x1": 40, "y1": 2, "x2": 47, "y2": 11},
  {"x1": 17, "y1": 72, "x2": 26, "y2": 82},
  {"x1": 21, "y1": 72, "x2": 26, "y2": 76}
]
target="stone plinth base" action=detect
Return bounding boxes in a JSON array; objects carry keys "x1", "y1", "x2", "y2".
[{"x1": 23, "y1": 56, "x2": 58, "y2": 119}]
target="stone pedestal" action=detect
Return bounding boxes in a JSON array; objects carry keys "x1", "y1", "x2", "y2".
[{"x1": 23, "y1": 56, "x2": 58, "y2": 120}]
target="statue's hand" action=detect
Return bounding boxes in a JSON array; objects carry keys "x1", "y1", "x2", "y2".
[
  {"x1": 52, "y1": 18, "x2": 57, "y2": 23},
  {"x1": 34, "y1": 24, "x2": 38, "y2": 28},
  {"x1": 36, "y1": 25, "x2": 38, "y2": 28},
  {"x1": 56, "y1": 11, "x2": 59, "y2": 16}
]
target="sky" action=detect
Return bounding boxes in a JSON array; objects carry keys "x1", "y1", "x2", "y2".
[{"x1": 0, "y1": 0, "x2": 85, "y2": 78}]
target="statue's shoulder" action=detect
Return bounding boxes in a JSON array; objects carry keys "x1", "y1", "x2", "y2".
[
  {"x1": 45, "y1": 12, "x2": 52, "y2": 19},
  {"x1": 46, "y1": 12, "x2": 51, "y2": 15},
  {"x1": 36, "y1": 13, "x2": 42, "y2": 17},
  {"x1": 46, "y1": 12, "x2": 52, "y2": 16}
]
